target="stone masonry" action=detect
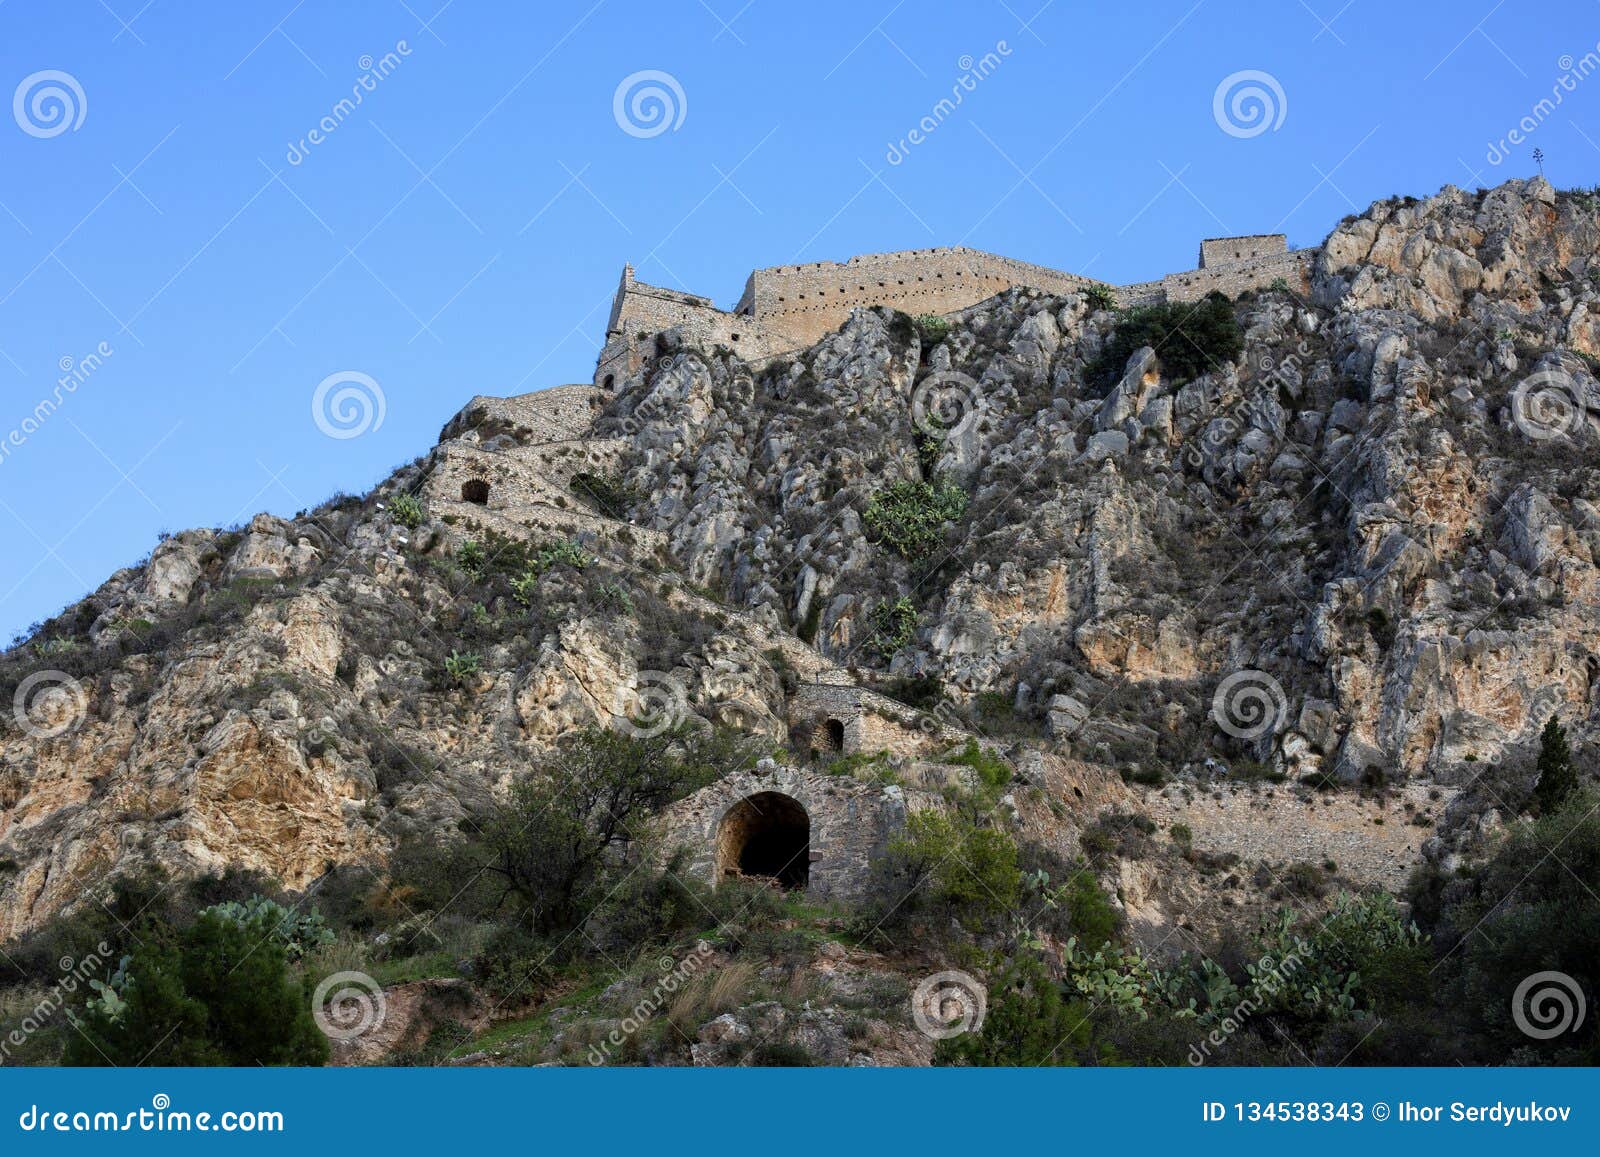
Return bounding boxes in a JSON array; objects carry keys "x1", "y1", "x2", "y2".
[
  {"x1": 595, "y1": 235, "x2": 1312, "y2": 387},
  {"x1": 791, "y1": 680, "x2": 969, "y2": 760},
  {"x1": 732, "y1": 247, "x2": 1105, "y2": 347},
  {"x1": 657, "y1": 761, "x2": 906, "y2": 902}
]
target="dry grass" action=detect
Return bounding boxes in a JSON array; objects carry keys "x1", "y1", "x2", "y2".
[
  {"x1": 666, "y1": 959, "x2": 756, "y2": 1036},
  {"x1": 298, "y1": 932, "x2": 370, "y2": 980},
  {"x1": 0, "y1": 985, "x2": 54, "y2": 1024}
]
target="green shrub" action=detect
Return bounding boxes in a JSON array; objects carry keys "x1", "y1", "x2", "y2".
[
  {"x1": 1087, "y1": 292, "x2": 1242, "y2": 394},
  {"x1": 1249, "y1": 894, "x2": 1425, "y2": 1022},
  {"x1": 1060, "y1": 936, "x2": 1165, "y2": 1016},
  {"x1": 1426, "y1": 788, "x2": 1599, "y2": 1056},
  {"x1": 1280, "y1": 861, "x2": 1329, "y2": 898},
  {"x1": 65, "y1": 911, "x2": 328, "y2": 1066},
  {"x1": 596, "y1": 582, "x2": 634, "y2": 615},
  {"x1": 1061, "y1": 867, "x2": 1120, "y2": 948},
  {"x1": 477, "y1": 728, "x2": 722, "y2": 935},
  {"x1": 867, "y1": 810, "x2": 1021, "y2": 935},
  {"x1": 749, "y1": 1040, "x2": 816, "y2": 1066},
  {"x1": 510, "y1": 572, "x2": 540, "y2": 606},
  {"x1": 1365, "y1": 606, "x2": 1395, "y2": 649},
  {"x1": 863, "y1": 476, "x2": 968, "y2": 559},
  {"x1": 457, "y1": 540, "x2": 487, "y2": 577},
  {"x1": 537, "y1": 539, "x2": 591, "y2": 571},
  {"x1": 203, "y1": 895, "x2": 334, "y2": 961},
  {"x1": 470, "y1": 924, "x2": 555, "y2": 1004},
  {"x1": 584, "y1": 850, "x2": 709, "y2": 955},
  {"x1": 570, "y1": 471, "x2": 641, "y2": 519},
  {"x1": 1083, "y1": 284, "x2": 1116, "y2": 312},
  {"x1": 797, "y1": 601, "x2": 822, "y2": 644},
  {"x1": 913, "y1": 314, "x2": 951, "y2": 345},
  {"x1": 508, "y1": 540, "x2": 593, "y2": 605},
  {"x1": 443, "y1": 651, "x2": 481, "y2": 685},
  {"x1": 879, "y1": 673, "x2": 943, "y2": 710},
  {"x1": 869, "y1": 597, "x2": 916, "y2": 654},
  {"x1": 389, "y1": 493, "x2": 424, "y2": 529},
  {"x1": 936, "y1": 954, "x2": 1091, "y2": 1066},
  {"x1": 944, "y1": 738, "x2": 1011, "y2": 795}
]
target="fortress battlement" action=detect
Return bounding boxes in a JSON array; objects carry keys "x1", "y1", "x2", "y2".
[{"x1": 594, "y1": 234, "x2": 1310, "y2": 390}]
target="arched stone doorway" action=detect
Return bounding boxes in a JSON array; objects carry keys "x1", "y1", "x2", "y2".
[
  {"x1": 824, "y1": 718, "x2": 846, "y2": 752},
  {"x1": 715, "y1": 791, "x2": 810, "y2": 890},
  {"x1": 461, "y1": 479, "x2": 490, "y2": 505}
]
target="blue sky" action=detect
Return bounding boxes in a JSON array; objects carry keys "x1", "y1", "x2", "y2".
[{"x1": 0, "y1": 0, "x2": 1594, "y2": 642}]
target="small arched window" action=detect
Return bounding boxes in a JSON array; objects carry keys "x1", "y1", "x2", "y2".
[{"x1": 461, "y1": 479, "x2": 490, "y2": 505}]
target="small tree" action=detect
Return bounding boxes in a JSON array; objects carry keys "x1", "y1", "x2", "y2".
[
  {"x1": 935, "y1": 954, "x2": 1090, "y2": 1066},
  {"x1": 872, "y1": 810, "x2": 1021, "y2": 934},
  {"x1": 66, "y1": 912, "x2": 328, "y2": 1066},
  {"x1": 1533, "y1": 716, "x2": 1578, "y2": 813},
  {"x1": 479, "y1": 727, "x2": 725, "y2": 934}
]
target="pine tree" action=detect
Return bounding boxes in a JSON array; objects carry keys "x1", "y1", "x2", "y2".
[
  {"x1": 1533, "y1": 715, "x2": 1578, "y2": 814},
  {"x1": 66, "y1": 912, "x2": 328, "y2": 1066}
]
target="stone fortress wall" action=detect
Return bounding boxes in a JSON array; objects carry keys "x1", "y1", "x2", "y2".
[
  {"x1": 594, "y1": 233, "x2": 1314, "y2": 388},
  {"x1": 1199, "y1": 234, "x2": 1286, "y2": 267},
  {"x1": 733, "y1": 247, "x2": 1106, "y2": 347}
]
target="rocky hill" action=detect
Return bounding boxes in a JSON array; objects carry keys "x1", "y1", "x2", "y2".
[{"x1": 1, "y1": 176, "x2": 1597, "y2": 1066}]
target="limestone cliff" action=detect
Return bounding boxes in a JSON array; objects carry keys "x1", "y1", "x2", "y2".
[{"x1": 1, "y1": 176, "x2": 1595, "y2": 943}]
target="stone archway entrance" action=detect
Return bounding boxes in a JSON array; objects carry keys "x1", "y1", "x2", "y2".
[{"x1": 715, "y1": 791, "x2": 810, "y2": 890}]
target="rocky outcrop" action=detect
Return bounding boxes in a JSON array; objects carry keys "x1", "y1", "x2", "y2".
[{"x1": 2, "y1": 177, "x2": 1597, "y2": 941}]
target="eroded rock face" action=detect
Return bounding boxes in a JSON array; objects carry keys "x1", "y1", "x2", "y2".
[
  {"x1": 2, "y1": 177, "x2": 1598, "y2": 937},
  {"x1": 596, "y1": 178, "x2": 1600, "y2": 788}
]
